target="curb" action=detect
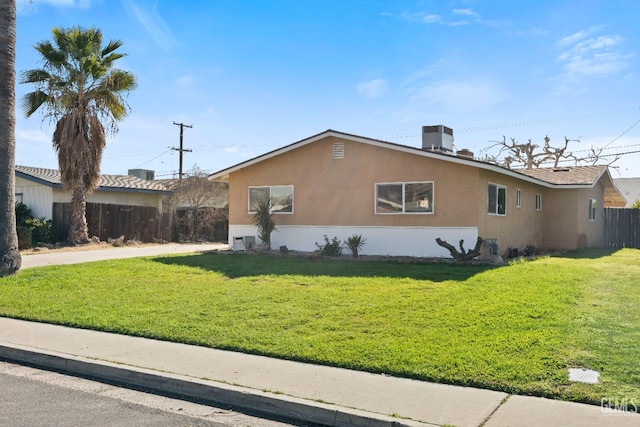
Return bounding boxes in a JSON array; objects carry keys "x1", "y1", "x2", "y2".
[{"x1": 0, "y1": 343, "x2": 428, "y2": 427}]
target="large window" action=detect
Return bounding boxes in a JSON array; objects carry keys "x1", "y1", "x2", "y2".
[
  {"x1": 488, "y1": 183, "x2": 506, "y2": 215},
  {"x1": 248, "y1": 185, "x2": 293, "y2": 214},
  {"x1": 376, "y1": 182, "x2": 434, "y2": 214},
  {"x1": 589, "y1": 198, "x2": 597, "y2": 221}
]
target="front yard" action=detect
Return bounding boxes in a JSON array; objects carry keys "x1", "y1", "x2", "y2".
[{"x1": 0, "y1": 248, "x2": 638, "y2": 405}]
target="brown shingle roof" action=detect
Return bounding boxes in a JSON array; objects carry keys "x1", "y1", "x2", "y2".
[
  {"x1": 513, "y1": 165, "x2": 607, "y2": 185},
  {"x1": 16, "y1": 166, "x2": 169, "y2": 193}
]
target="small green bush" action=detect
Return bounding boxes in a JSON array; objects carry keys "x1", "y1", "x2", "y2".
[
  {"x1": 507, "y1": 247, "x2": 520, "y2": 259},
  {"x1": 15, "y1": 202, "x2": 58, "y2": 246},
  {"x1": 315, "y1": 235, "x2": 343, "y2": 256}
]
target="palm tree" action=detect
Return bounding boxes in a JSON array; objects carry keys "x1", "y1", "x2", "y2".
[
  {"x1": 0, "y1": 0, "x2": 22, "y2": 276},
  {"x1": 21, "y1": 26, "x2": 137, "y2": 244}
]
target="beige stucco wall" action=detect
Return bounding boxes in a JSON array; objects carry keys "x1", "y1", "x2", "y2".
[
  {"x1": 229, "y1": 136, "x2": 479, "y2": 228},
  {"x1": 476, "y1": 170, "x2": 546, "y2": 254},
  {"x1": 542, "y1": 185, "x2": 605, "y2": 250},
  {"x1": 477, "y1": 170, "x2": 607, "y2": 253}
]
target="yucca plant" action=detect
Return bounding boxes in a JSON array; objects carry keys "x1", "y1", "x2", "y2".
[
  {"x1": 251, "y1": 197, "x2": 276, "y2": 250},
  {"x1": 345, "y1": 234, "x2": 366, "y2": 258}
]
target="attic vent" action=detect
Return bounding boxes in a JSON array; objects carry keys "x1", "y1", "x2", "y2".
[
  {"x1": 553, "y1": 168, "x2": 571, "y2": 172},
  {"x1": 333, "y1": 143, "x2": 345, "y2": 159}
]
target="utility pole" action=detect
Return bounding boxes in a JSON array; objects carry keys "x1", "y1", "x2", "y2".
[{"x1": 172, "y1": 122, "x2": 193, "y2": 181}]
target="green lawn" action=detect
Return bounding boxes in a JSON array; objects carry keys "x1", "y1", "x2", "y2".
[{"x1": 1, "y1": 248, "x2": 638, "y2": 405}]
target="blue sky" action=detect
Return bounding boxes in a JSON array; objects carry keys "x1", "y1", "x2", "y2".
[{"x1": 15, "y1": 0, "x2": 640, "y2": 178}]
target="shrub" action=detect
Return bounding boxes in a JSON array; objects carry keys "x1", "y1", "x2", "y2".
[
  {"x1": 345, "y1": 234, "x2": 366, "y2": 258},
  {"x1": 15, "y1": 202, "x2": 58, "y2": 246},
  {"x1": 315, "y1": 235, "x2": 343, "y2": 256},
  {"x1": 507, "y1": 247, "x2": 520, "y2": 259},
  {"x1": 16, "y1": 226, "x2": 32, "y2": 250},
  {"x1": 523, "y1": 245, "x2": 536, "y2": 257},
  {"x1": 26, "y1": 217, "x2": 57, "y2": 245}
]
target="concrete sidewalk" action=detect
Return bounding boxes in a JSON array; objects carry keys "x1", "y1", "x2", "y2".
[
  {"x1": 20, "y1": 242, "x2": 227, "y2": 269},
  {"x1": 0, "y1": 318, "x2": 638, "y2": 426}
]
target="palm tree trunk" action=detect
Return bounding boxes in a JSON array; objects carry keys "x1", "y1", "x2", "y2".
[
  {"x1": 69, "y1": 183, "x2": 90, "y2": 245},
  {"x1": 0, "y1": 0, "x2": 22, "y2": 276}
]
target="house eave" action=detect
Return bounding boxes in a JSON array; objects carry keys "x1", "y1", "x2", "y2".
[{"x1": 207, "y1": 129, "x2": 622, "y2": 191}]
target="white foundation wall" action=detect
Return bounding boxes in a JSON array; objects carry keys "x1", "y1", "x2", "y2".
[{"x1": 229, "y1": 225, "x2": 478, "y2": 258}]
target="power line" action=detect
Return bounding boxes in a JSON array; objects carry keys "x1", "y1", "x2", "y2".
[{"x1": 133, "y1": 149, "x2": 173, "y2": 168}]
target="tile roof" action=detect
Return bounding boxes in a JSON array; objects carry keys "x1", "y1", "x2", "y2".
[
  {"x1": 16, "y1": 165, "x2": 169, "y2": 193},
  {"x1": 513, "y1": 165, "x2": 607, "y2": 185}
]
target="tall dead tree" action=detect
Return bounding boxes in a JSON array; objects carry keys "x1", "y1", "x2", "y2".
[{"x1": 483, "y1": 135, "x2": 617, "y2": 169}]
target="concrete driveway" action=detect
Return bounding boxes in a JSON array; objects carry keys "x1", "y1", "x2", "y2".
[{"x1": 20, "y1": 243, "x2": 228, "y2": 269}]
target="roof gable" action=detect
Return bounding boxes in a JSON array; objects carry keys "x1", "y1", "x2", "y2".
[{"x1": 208, "y1": 129, "x2": 617, "y2": 190}]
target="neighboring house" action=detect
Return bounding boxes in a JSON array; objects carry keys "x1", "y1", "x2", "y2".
[
  {"x1": 15, "y1": 165, "x2": 168, "y2": 220},
  {"x1": 156, "y1": 177, "x2": 229, "y2": 241},
  {"x1": 613, "y1": 178, "x2": 640, "y2": 207},
  {"x1": 208, "y1": 127, "x2": 625, "y2": 258}
]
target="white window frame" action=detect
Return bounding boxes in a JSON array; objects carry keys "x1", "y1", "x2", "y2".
[
  {"x1": 588, "y1": 198, "x2": 597, "y2": 221},
  {"x1": 516, "y1": 189, "x2": 521, "y2": 208},
  {"x1": 535, "y1": 193, "x2": 542, "y2": 211},
  {"x1": 488, "y1": 183, "x2": 507, "y2": 216},
  {"x1": 248, "y1": 185, "x2": 294, "y2": 214},
  {"x1": 375, "y1": 181, "x2": 435, "y2": 214}
]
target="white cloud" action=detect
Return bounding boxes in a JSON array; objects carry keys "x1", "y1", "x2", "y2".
[
  {"x1": 423, "y1": 14, "x2": 443, "y2": 24},
  {"x1": 555, "y1": 30, "x2": 632, "y2": 80},
  {"x1": 453, "y1": 8, "x2": 478, "y2": 18},
  {"x1": 175, "y1": 74, "x2": 194, "y2": 88},
  {"x1": 17, "y1": 129, "x2": 50, "y2": 144},
  {"x1": 409, "y1": 79, "x2": 505, "y2": 111},
  {"x1": 123, "y1": 0, "x2": 179, "y2": 50},
  {"x1": 32, "y1": 0, "x2": 92, "y2": 8},
  {"x1": 398, "y1": 8, "x2": 505, "y2": 27},
  {"x1": 357, "y1": 79, "x2": 389, "y2": 99}
]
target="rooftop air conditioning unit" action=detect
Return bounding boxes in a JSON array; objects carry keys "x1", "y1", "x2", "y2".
[
  {"x1": 128, "y1": 169, "x2": 155, "y2": 180},
  {"x1": 422, "y1": 125, "x2": 454, "y2": 153}
]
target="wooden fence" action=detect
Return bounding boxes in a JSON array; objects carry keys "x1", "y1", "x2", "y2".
[
  {"x1": 53, "y1": 202, "x2": 171, "y2": 243},
  {"x1": 603, "y1": 208, "x2": 640, "y2": 249}
]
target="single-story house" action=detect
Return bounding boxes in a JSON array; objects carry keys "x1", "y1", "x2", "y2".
[
  {"x1": 208, "y1": 127, "x2": 625, "y2": 258},
  {"x1": 612, "y1": 178, "x2": 640, "y2": 207},
  {"x1": 15, "y1": 165, "x2": 169, "y2": 220}
]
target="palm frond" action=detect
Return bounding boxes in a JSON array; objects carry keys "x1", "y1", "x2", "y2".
[
  {"x1": 101, "y1": 39, "x2": 123, "y2": 57},
  {"x1": 21, "y1": 90, "x2": 51, "y2": 117},
  {"x1": 19, "y1": 69, "x2": 51, "y2": 84}
]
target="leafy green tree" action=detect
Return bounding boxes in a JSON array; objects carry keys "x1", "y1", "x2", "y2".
[
  {"x1": 21, "y1": 26, "x2": 137, "y2": 244},
  {"x1": 0, "y1": 0, "x2": 22, "y2": 276},
  {"x1": 632, "y1": 198, "x2": 640, "y2": 209}
]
